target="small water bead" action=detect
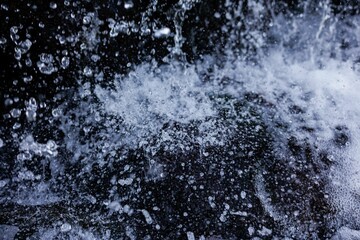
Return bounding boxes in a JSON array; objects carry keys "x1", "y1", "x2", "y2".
[
  {"x1": 241, "y1": 191, "x2": 246, "y2": 199},
  {"x1": 60, "y1": 223, "x2": 72, "y2": 232},
  {"x1": 91, "y1": 54, "x2": 100, "y2": 62},
  {"x1": 49, "y1": 2, "x2": 57, "y2": 9},
  {"x1": 124, "y1": 0, "x2": 134, "y2": 9},
  {"x1": 10, "y1": 26, "x2": 19, "y2": 43},
  {"x1": 46, "y1": 140, "x2": 58, "y2": 157},
  {"x1": 52, "y1": 108, "x2": 62, "y2": 117},
  {"x1": 83, "y1": 15, "x2": 92, "y2": 25},
  {"x1": 37, "y1": 62, "x2": 56, "y2": 74},
  {"x1": 61, "y1": 56, "x2": 70, "y2": 69},
  {"x1": 58, "y1": 35, "x2": 66, "y2": 44},
  {"x1": 14, "y1": 48, "x2": 21, "y2": 60},
  {"x1": 18, "y1": 39, "x2": 32, "y2": 53},
  {"x1": 39, "y1": 102, "x2": 47, "y2": 108},
  {"x1": 0, "y1": 179, "x2": 8, "y2": 187},
  {"x1": 23, "y1": 75, "x2": 33, "y2": 83},
  {"x1": 154, "y1": 27, "x2": 170, "y2": 38},
  {"x1": 37, "y1": 53, "x2": 56, "y2": 75},
  {"x1": 13, "y1": 122, "x2": 21, "y2": 129},
  {"x1": 40, "y1": 53, "x2": 53, "y2": 63},
  {"x1": 83, "y1": 66, "x2": 93, "y2": 76},
  {"x1": 25, "y1": 58, "x2": 32, "y2": 67},
  {"x1": 25, "y1": 97, "x2": 37, "y2": 121},
  {"x1": 0, "y1": 138, "x2": 3, "y2": 148},
  {"x1": 0, "y1": 4, "x2": 8, "y2": 11},
  {"x1": 0, "y1": 36, "x2": 7, "y2": 44},
  {"x1": 10, "y1": 108, "x2": 21, "y2": 118}
]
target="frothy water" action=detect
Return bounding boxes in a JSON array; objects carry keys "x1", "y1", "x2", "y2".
[{"x1": 1, "y1": 1, "x2": 360, "y2": 239}]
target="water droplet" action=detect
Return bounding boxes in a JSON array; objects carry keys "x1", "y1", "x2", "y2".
[
  {"x1": 60, "y1": 223, "x2": 72, "y2": 232},
  {"x1": 58, "y1": 35, "x2": 66, "y2": 44},
  {"x1": 83, "y1": 66, "x2": 93, "y2": 76},
  {"x1": 13, "y1": 122, "x2": 21, "y2": 129},
  {"x1": 14, "y1": 47, "x2": 21, "y2": 60},
  {"x1": 91, "y1": 54, "x2": 100, "y2": 62},
  {"x1": 61, "y1": 56, "x2": 70, "y2": 69},
  {"x1": 18, "y1": 39, "x2": 32, "y2": 53},
  {"x1": 25, "y1": 58, "x2": 32, "y2": 67},
  {"x1": 83, "y1": 15, "x2": 92, "y2": 25},
  {"x1": 124, "y1": 0, "x2": 134, "y2": 9},
  {"x1": 10, "y1": 108, "x2": 21, "y2": 118},
  {"x1": 23, "y1": 75, "x2": 33, "y2": 83},
  {"x1": 25, "y1": 97, "x2": 37, "y2": 121},
  {"x1": 49, "y1": 2, "x2": 57, "y2": 9},
  {"x1": 10, "y1": 26, "x2": 19, "y2": 43},
  {"x1": 40, "y1": 53, "x2": 53, "y2": 63},
  {"x1": 0, "y1": 37, "x2": 7, "y2": 44},
  {"x1": 52, "y1": 108, "x2": 62, "y2": 117},
  {"x1": 154, "y1": 27, "x2": 171, "y2": 38},
  {"x1": 0, "y1": 138, "x2": 3, "y2": 148},
  {"x1": 241, "y1": 191, "x2": 246, "y2": 199},
  {"x1": 37, "y1": 62, "x2": 56, "y2": 75}
]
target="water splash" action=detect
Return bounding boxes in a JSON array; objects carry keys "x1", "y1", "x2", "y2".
[{"x1": 1, "y1": 0, "x2": 360, "y2": 239}]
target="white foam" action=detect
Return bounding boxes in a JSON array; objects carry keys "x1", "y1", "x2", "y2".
[{"x1": 95, "y1": 63, "x2": 215, "y2": 139}]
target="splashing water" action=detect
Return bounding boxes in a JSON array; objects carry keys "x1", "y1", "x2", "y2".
[{"x1": 1, "y1": 0, "x2": 360, "y2": 239}]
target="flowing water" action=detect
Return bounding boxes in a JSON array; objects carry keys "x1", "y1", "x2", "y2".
[{"x1": 1, "y1": 0, "x2": 360, "y2": 239}]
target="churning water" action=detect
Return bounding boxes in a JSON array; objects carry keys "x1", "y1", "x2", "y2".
[{"x1": 1, "y1": 0, "x2": 360, "y2": 239}]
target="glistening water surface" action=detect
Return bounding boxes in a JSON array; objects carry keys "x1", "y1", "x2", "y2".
[{"x1": 1, "y1": 0, "x2": 360, "y2": 239}]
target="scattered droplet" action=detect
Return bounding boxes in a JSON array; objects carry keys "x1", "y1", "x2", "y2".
[
  {"x1": 49, "y1": 2, "x2": 57, "y2": 9},
  {"x1": 83, "y1": 15, "x2": 92, "y2": 25},
  {"x1": 60, "y1": 223, "x2": 72, "y2": 232},
  {"x1": 124, "y1": 0, "x2": 134, "y2": 9},
  {"x1": 0, "y1": 36, "x2": 7, "y2": 44},
  {"x1": 10, "y1": 26, "x2": 19, "y2": 43},
  {"x1": 61, "y1": 56, "x2": 70, "y2": 69},
  {"x1": 18, "y1": 39, "x2": 32, "y2": 54},
  {"x1": 10, "y1": 108, "x2": 21, "y2": 118},
  {"x1": 52, "y1": 108, "x2": 62, "y2": 117},
  {"x1": 25, "y1": 97, "x2": 37, "y2": 121},
  {"x1": 83, "y1": 66, "x2": 93, "y2": 76},
  {"x1": 187, "y1": 231, "x2": 195, "y2": 240},
  {"x1": 154, "y1": 27, "x2": 171, "y2": 38},
  {"x1": 23, "y1": 75, "x2": 33, "y2": 83},
  {"x1": 40, "y1": 53, "x2": 53, "y2": 63},
  {"x1": 241, "y1": 191, "x2": 246, "y2": 199}
]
